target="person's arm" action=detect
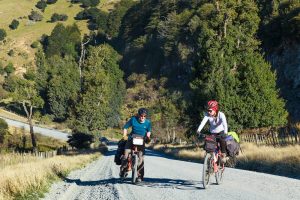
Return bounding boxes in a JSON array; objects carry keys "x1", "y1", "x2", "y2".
[
  {"x1": 197, "y1": 115, "x2": 209, "y2": 135},
  {"x1": 221, "y1": 113, "x2": 228, "y2": 134},
  {"x1": 146, "y1": 121, "x2": 152, "y2": 138},
  {"x1": 123, "y1": 117, "x2": 133, "y2": 138}
]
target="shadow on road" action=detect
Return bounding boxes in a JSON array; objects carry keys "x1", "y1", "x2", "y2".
[
  {"x1": 141, "y1": 177, "x2": 203, "y2": 190},
  {"x1": 63, "y1": 177, "x2": 204, "y2": 190}
]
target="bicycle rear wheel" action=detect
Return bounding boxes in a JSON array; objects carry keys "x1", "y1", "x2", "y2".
[
  {"x1": 202, "y1": 153, "x2": 212, "y2": 189},
  {"x1": 131, "y1": 154, "x2": 138, "y2": 184}
]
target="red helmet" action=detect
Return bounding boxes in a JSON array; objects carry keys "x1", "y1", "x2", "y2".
[{"x1": 207, "y1": 100, "x2": 218, "y2": 112}]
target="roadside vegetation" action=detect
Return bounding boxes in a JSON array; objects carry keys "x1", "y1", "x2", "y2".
[
  {"x1": 0, "y1": 151, "x2": 101, "y2": 200},
  {"x1": 149, "y1": 142, "x2": 300, "y2": 179}
]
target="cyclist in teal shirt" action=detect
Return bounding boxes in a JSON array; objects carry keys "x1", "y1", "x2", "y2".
[{"x1": 120, "y1": 108, "x2": 151, "y2": 182}]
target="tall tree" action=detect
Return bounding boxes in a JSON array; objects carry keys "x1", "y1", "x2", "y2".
[
  {"x1": 190, "y1": 0, "x2": 287, "y2": 130},
  {"x1": 46, "y1": 56, "x2": 80, "y2": 121},
  {"x1": 74, "y1": 44, "x2": 125, "y2": 133},
  {"x1": 4, "y1": 76, "x2": 44, "y2": 150}
]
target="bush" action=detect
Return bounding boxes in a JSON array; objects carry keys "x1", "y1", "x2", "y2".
[
  {"x1": 7, "y1": 49, "x2": 14, "y2": 57},
  {"x1": 4, "y1": 63, "x2": 15, "y2": 74},
  {"x1": 31, "y1": 41, "x2": 39, "y2": 48},
  {"x1": 28, "y1": 10, "x2": 43, "y2": 21},
  {"x1": 23, "y1": 67, "x2": 36, "y2": 80},
  {"x1": 46, "y1": 0, "x2": 57, "y2": 4},
  {"x1": 40, "y1": 114, "x2": 54, "y2": 125},
  {"x1": 51, "y1": 13, "x2": 68, "y2": 22},
  {"x1": 0, "y1": 62, "x2": 5, "y2": 75},
  {"x1": 71, "y1": 0, "x2": 81, "y2": 3},
  {"x1": 75, "y1": 10, "x2": 88, "y2": 20},
  {"x1": 67, "y1": 132, "x2": 94, "y2": 149},
  {"x1": 36, "y1": 0, "x2": 47, "y2": 12},
  {"x1": 0, "y1": 28, "x2": 6, "y2": 41},
  {"x1": 9, "y1": 19, "x2": 19, "y2": 30},
  {"x1": 0, "y1": 118, "x2": 8, "y2": 144}
]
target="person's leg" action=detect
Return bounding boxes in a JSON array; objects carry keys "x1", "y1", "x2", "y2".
[
  {"x1": 137, "y1": 150, "x2": 144, "y2": 181},
  {"x1": 219, "y1": 138, "x2": 227, "y2": 153},
  {"x1": 120, "y1": 140, "x2": 132, "y2": 176}
]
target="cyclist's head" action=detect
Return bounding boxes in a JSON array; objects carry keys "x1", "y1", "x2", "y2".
[
  {"x1": 207, "y1": 100, "x2": 218, "y2": 115},
  {"x1": 137, "y1": 108, "x2": 147, "y2": 122}
]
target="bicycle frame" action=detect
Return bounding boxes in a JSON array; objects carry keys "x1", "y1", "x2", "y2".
[
  {"x1": 126, "y1": 136, "x2": 144, "y2": 184},
  {"x1": 202, "y1": 135, "x2": 225, "y2": 189}
]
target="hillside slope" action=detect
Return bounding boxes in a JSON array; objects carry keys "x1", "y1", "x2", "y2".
[{"x1": 0, "y1": 0, "x2": 118, "y2": 73}]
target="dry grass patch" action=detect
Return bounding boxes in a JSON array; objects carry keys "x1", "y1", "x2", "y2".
[
  {"x1": 0, "y1": 152, "x2": 100, "y2": 200},
  {"x1": 238, "y1": 143, "x2": 300, "y2": 178},
  {"x1": 149, "y1": 143, "x2": 300, "y2": 178},
  {"x1": 0, "y1": 153, "x2": 40, "y2": 169}
]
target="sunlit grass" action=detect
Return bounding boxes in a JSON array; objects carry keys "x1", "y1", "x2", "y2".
[
  {"x1": 149, "y1": 142, "x2": 300, "y2": 178},
  {"x1": 0, "y1": 152, "x2": 100, "y2": 200}
]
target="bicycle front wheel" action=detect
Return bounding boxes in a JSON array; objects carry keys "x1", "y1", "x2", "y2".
[
  {"x1": 131, "y1": 154, "x2": 138, "y2": 184},
  {"x1": 202, "y1": 153, "x2": 212, "y2": 189},
  {"x1": 215, "y1": 155, "x2": 225, "y2": 185}
]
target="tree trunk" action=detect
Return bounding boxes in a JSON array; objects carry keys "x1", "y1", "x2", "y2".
[
  {"x1": 29, "y1": 119, "x2": 37, "y2": 151},
  {"x1": 22, "y1": 102, "x2": 37, "y2": 151}
]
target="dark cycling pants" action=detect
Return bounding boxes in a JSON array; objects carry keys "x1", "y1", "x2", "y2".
[
  {"x1": 215, "y1": 133, "x2": 227, "y2": 153},
  {"x1": 121, "y1": 139, "x2": 145, "y2": 179}
]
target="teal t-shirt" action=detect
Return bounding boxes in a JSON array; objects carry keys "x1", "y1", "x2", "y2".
[{"x1": 123, "y1": 116, "x2": 151, "y2": 137}]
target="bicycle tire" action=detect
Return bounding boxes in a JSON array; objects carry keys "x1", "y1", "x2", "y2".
[
  {"x1": 202, "y1": 153, "x2": 212, "y2": 189},
  {"x1": 131, "y1": 154, "x2": 138, "y2": 184},
  {"x1": 215, "y1": 155, "x2": 224, "y2": 185}
]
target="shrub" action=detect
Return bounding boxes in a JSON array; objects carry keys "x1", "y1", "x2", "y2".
[
  {"x1": 36, "y1": 0, "x2": 47, "y2": 12},
  {"x1": 0, "y1": 62, "x2": 5, "y2": 75},
  {"x1": 71, "y1": 0, "x2": 81, "y2": 3},
  {"x1": 31, "y1": 41, "x2": 39, "y2": 48},
  {"x1": 0, "y1": 28, "x2": 6, "y2": 41},
  {"x1": 75, "y1": 10, "x2": 88, "y2": 20},
  {"x1": 40, "y1": 114, "x2": 54, "y2": 125},
  {"x1": 51, "y1": 13, "x2": 68, "y2": 22},
  {"x1": 9, "y1": 19, "x2": 19, "y2": 30},
  {"x1": 46, "y1": 0, "x2": 57, "y2": 4},
  {"x1": 28, "y1": 10, "x2": 43, "y2": 21},
  {"x1": 23, "y1": 67, "x2": 36, "y2": 80},
  {"x1": 7, "y1": 49, "x2": 14, "y2": 57},
  {"x1": 4, "y1": 63, "x2": 15, "y2": 74},
  {"x1": 0, "y1": 118, "x2": 8, "y2": 144},
  {"x1": 67, "y1": 132, "x2": 94, "y2": 149}
]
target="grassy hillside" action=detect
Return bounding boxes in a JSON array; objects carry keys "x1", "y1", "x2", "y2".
[{"x1": 0, "y1": 0, "x2": 119, "y2": 73}]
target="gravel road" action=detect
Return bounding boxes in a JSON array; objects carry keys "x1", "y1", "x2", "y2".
[
  {"x1": 43, "y1": 144, "x2": 300, "y2": 200},
  {"x1": 0, "y1": 117, "x2": 69, "y2": 141}
]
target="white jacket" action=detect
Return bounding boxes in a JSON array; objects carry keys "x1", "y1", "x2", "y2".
[{"x1": 197, "y1": 111, "x2": 228, "y2": 134}]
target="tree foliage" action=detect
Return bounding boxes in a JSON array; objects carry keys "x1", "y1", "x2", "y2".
[
  {"x1": 73, "y1": 44, "x2": 125, "y2": 133},
  {"x1": 45, "y1": 23, "x2": 81, "y2": 58},
  {"x1": 46, "y1": 56, "x2": 80, "y2": 121},
  {"x1": 116, "y1": 0, "x2": 287, "y2": 132}
]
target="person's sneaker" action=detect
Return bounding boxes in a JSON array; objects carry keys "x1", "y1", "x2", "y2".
[{"x1": 136, "y1": 177, "x2": 142, "y2": 183}]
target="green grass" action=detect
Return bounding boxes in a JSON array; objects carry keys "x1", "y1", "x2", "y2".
[{"x1": 0, "y1": 0, "x2": 120, "y2": 71}]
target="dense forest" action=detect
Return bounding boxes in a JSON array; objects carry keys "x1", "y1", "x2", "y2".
[{"x1": 1, "y1": 0, "x2": 299, "y2": 146}]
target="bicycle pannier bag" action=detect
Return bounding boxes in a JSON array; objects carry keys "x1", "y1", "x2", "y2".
[{"x1": 204, "y1": 135, "x2": 217, "y2": 152}]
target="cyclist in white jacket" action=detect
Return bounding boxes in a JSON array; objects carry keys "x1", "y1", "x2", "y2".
[{"x1": 197, "y1": 100, "x2": 229, "y2": 163}]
